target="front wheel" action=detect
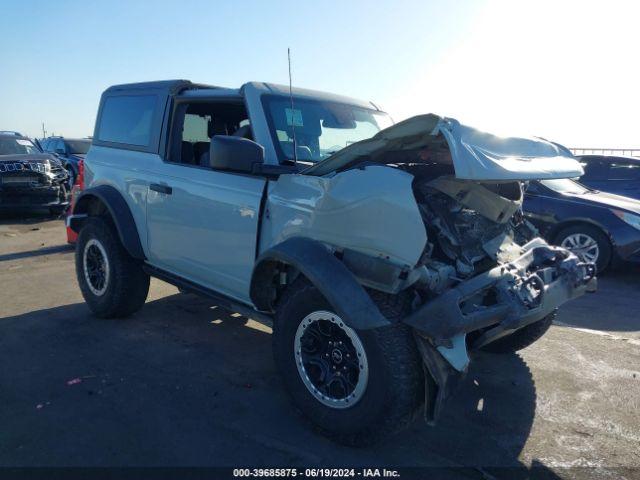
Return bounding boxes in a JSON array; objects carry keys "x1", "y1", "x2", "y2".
[
  {"x1": 75, "y1": 217, "x2": 150, "y2": 318},
  {"x1": 273, "y1": 279, "x2": 424, "y2": 446}
]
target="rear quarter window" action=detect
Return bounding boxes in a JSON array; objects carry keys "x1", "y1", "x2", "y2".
[
  {"x1": 608, "y1": 162, "x2": 640, "y2": 180},
  {"x1": 97, "y1": 95, "x2": 158, "y2": 147}
]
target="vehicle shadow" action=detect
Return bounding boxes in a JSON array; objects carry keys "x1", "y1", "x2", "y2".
[
  {"x1": 0, "y1": 244, "x2": 73, "y2": 262},
  {"x1": 0, "y1": 209, "x2": 61, "y2": 223},
  {"x1": 556, "y1": 267, "x2": 640, "y2": 333},
  {"x1": 0, "y1": 293, "x2": 542, "y2": 473}
]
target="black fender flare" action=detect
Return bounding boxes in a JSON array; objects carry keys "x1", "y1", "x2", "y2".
[
  {"x1": 69, "y1": 185, "x2": 145, "y2": 260},
  {"x1": 250, "y1": 237, "x2": 390, "y2": 330}
]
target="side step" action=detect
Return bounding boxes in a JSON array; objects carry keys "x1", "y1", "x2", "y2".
[{"x1": 143, "y1": 264, "x2": 274, "y2": 326}]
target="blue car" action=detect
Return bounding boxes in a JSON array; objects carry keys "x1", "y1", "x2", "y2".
[
  {"x1": 577, "y1": 155, "x2": 640, "y2": 200},
  {"x1": 524, "y1": 178, "x2": 640, "y2": 272}
]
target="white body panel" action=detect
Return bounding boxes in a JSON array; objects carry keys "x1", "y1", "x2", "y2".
[{"x1": 262, "y1": 165, "x2": 427, "y2": 268}]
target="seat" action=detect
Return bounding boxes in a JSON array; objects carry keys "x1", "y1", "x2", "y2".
[
  {"x1": 181, "y1": 141, "x2": 195, "y2": 165},
  {"x1": 193, "y1": 142, "x2": 210, "y2": 166},
  {"x1": 232, "y1": 125, "x2": 253, "y2": 140},
  {"x1": 197, "y1": 118, "x2": 230, "y2": 167}
]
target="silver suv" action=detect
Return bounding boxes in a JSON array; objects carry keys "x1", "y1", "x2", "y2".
[{"x1": 68, "y1": 80, "x2": 596, "y2": 445}]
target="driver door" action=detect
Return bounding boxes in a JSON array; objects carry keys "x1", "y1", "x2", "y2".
[{"x1": 145, "y1": 100, "x2": 266, "y2": 304}]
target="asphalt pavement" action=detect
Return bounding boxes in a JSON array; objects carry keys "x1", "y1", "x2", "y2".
[{"x1": 1, "y1": 213, "x2": 638, "y2": 478}]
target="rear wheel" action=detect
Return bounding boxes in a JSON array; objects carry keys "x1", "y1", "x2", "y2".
[
  {"x1": 554, "y1": 224, "x2": 611, "y2": 273},
  {"x1": 75, "y1": 217, "x2": 149, "y2": 318},
  {"x1": 273, "y1": 279, "x2": 423, "y2": 446}
]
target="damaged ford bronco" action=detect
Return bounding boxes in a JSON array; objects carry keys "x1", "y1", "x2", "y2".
[{"x1": 69, "y1": 80, "x2": 596, "y2": 444}]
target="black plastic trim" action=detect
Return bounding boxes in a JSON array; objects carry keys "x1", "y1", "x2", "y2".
[
  {"x1": 70, "y1": 185, "x2": 145, "y2": 259},
  {"x1": 250, "y1": 237, "x2": 390, "y2": 330},
  {"x1": 143, "y1": 263, "x2": 273, "y2": 324}
]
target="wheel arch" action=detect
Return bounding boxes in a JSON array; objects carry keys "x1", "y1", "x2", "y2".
[
  {"x1": 69, "y1": 185, "x2": 145, "y2": 260},
  {"x1": 550, "y1": 219, "x2": 614, "y2": 270},
  {"x1": 250, "y1": 237, "x2": 391, "y2": 330},
  {"x1": 548, "y1": 218, "x2": 613, "y2": 247}
]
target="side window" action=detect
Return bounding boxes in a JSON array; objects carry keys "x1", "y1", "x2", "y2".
[
  {"x1": 170, "y1": 101, "x2": 250, "y2": 167},
  {"x1": 44, "y1": 139, "x2": 57, "y2": 152},
  {"x1": 581, "y1": 161, "x2": 608, "y2": 181},
  {"x1": 608, "y1": 161, "x2": 640, "y2": 180},
  {"x1": 41, "y1": 139, "x2": 50, "y2": 151},
  {"x1": 183, "y1": 114, "x2": 211, "y2": 143},
  {"x1": 97, "y1": 95, "x2": 157, "y2": 147}
]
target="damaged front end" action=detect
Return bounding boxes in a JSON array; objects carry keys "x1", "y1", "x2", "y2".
[
  {"x1": 401, "y1": 173, "x2": 596, "y2": 422},
  {"x1": 270, "y1": 113, "x2": 595, "y2": 424}
]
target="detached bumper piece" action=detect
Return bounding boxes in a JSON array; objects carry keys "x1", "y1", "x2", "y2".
[{"x1": 405, "y1": 238, "x2": 596, "y2": 422}]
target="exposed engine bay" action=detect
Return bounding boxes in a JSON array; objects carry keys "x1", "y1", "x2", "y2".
[
  {"x1": 414, "y1": 172, "x2": 533, "y2": 281},
  {"x1": 364, "y1": 147, "x2": 596, "y2": 354},
  {"x1": 366, "y1": 153, "x2": 597, "y2": 422}
]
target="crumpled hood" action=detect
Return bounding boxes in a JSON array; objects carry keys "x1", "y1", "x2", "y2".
[{"x1": 304, "y1": 114, "x2": 583, "y2": 181}]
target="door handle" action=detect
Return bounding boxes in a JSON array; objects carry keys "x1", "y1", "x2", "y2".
[{"x1": 150, "y1": 183, "x2": 172, "y2": 195}]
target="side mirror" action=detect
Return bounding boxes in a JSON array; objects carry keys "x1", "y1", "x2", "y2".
[{"x1": 209, "y1": 135, "x2": 264, "y2": 173}]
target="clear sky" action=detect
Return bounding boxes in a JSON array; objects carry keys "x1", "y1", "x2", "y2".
[{"x1": 1, "y1": 0, "x2": 638, "y2": 148}]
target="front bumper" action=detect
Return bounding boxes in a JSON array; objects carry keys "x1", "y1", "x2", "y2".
[
  {"x1": 610, "y1": 222, "x2": 640, "y2": 266},
  {"x1": 0, "y1": 184, "x2": 69, "y2": 209},
  {"x1": 405, "y1": 238, "x2": 595, "y2": 352},
  {"x1": 403, "y1": 238, "x2": 596, "y2": 422}
]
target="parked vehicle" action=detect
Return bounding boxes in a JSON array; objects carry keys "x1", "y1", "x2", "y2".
[
  {"x1": 65, "y1": 159, "x2": 85, "y2": 244},
  {"x1": 41, "y1": 136, "x2": 92, "y2": 187},
  {"x1": 67, "y1": 80, "x2": 596, "y2": 444},
  {"x1": 577, "y1": 155, "x2": 640, "y2": 200},
  {"x1": 0, "y1": 131, "x2": 70, "y2": 213},
  {"x1": 523, "y1": 178, "x2": 640, "y2": 272}
]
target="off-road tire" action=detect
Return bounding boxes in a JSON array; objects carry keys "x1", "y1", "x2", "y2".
[
  {"x1": 553, "y1": 224, "x2": 612, "y2": 273},
  {"x1": 75, "y1": 216, "x2": 149, "y2": 318},
  {"x1": 482, "y1": 310, "x2": 556, "y2": 354},
  {"x1": 273, "y1": 279, "x2": 424, "y2": 446}
]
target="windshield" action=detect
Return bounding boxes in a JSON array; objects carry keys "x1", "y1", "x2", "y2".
[
  {"x1": 65, "y1": 140, "x2": 91, "y2": 154},
  {"x1": 540, "y1": 178, "x2": 591, "y2": 195},
  {"x1": 0, "y1": 137, "x2": 41, "y2": 155},
  {"x1": 264, "y1": 96, "x2": 393, "y2": 163}
]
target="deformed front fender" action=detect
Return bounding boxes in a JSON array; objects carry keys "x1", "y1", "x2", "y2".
[{"x1": 250, "y1": 237, "x2": 391, "y2": 330}]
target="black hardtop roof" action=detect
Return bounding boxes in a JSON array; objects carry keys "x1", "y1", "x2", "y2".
[{"x1": 104, "y1": 79, "x2": 218, "y2": 95}]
